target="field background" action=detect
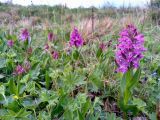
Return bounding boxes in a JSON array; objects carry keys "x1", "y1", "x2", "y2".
[{"x1": 0, "y1": 1, "x2": 160, "y2": 120}]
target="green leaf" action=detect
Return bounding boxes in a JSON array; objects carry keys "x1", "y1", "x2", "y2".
[
  {"x1": 63, "y1": 109, "x2": 74, "y2": 120},
  {"x1": 128, "y1": 68, "x2": 141, "y2": 90},
  {"x1": 149, "y1": 112, "x2": 157, "y2": 120},
  {"x1": 82, "y1": 99, "x2": 91, "y2": 117},
  {"x1": 26, "y1": 81, "x2": 36, "y2": 93},
  {"x1": 133, "y1": 98, "x2": 146, "y2": 108},
  {"x1": 8, "y1": 79, "x2": 17, "y2": 95},
  {"x1": 20, "y1": 74, "x2": 30, "y2": 83},
  {"x1": 0, "y1": 85, "x2": 5, "y2": 96},
  {"x1": 121, "y1": 69, "x2": 132, "y2": 94},
  {"x1": 125, "y1": 104, "x2": 139, "y2": 115},
  {"x1": 132, "y1": 97, "x2": 147, "y2": 114},
  {"x1": 7, "y1": 51, "x2": 16, "y2": 58},
  {"x1": 119, "y1": 68, "x2": 141, "y2": 114},
  {"x1": 22, "y1": 99, "x2": 38, "y2": 109},
  {"x1": 0, "y1": 58, "x2": 6, "y2": 68},
  {"x1": 96, "y1": 48, "x2": 102, "y2": 58},
  {"x1": 78, "y1": 110, "x2": 84, "y2": 120},
  {"x1": 89, "y1": 70, "x2": 103, "y2": 91},
  {"x1": 4, "y1": 96, "x2": 20, "y2": 112},
  {"x1": 38, "y1": 111, "x2": 51, "y2": 120},
  {"x1": 15, "y1": 108, "x2": 31, "y2": 118},
  {"x1": 45, "y1": 71, "x2": 51, "y2": 89},
  {"x1": 123, "y1": 90, "x2": 131, "y2": 105},
  {"x1": 0, "y1": 74, "x2": 5, "y2": 79},
  {"x1": 42, "y1": 57, "x2": 49, "y2": 69},
  {"x1": 0, "y1": 109, "x2": 8, "y2": 117},
  {"x1": 106, "y1": 112, "x2": 122, "y2": 120},
  {"x1": 51, "y1": 104, "x2": 64, "y2": 119},
  {"x1": 73, "y1": 50, "x2": 79, "y2": 60},
  {"x1": 29, "y1": 65, "x2": 40, "y2": 80}
]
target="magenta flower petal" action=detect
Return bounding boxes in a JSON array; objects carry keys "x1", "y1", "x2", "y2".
[
  {"x1": 99, "y1": 42, "x2": 106, "y2": 51},
  {"x1": 20, "y1": 28, "x2": 30, "y2": 41},
  {"x1": 115, "y1": 24, "x2": 146, "y2": 73},
  {"x1": 44, "y1": 43, "x2": 49, "y2": 51},
  {"x1": 69, "y1": 27, "x2": 84, "y2": 47},
  {"x1": 52, "y1": 51, "x2": 59, "y2": 59},
  {"x1": 7, "y1": 40, "x2": 14, "y2": 47},
  {"x1": 48, "y1": 32, "x2": 54, "y2": 41},
  {"x1": 15, "y1": 65, "x2": 25, "y2": 75}
]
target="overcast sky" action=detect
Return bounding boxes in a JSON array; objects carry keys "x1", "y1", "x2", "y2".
[{"x1": 0, "y1": 0, "x2": 150, "y2": 8}]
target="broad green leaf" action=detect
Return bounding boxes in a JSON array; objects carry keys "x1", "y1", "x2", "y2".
[
  {"x1": 20, "y1": 74, "x2": 30, "y2": 83},
  {"x1": 106, "y1": 112, "x2": 122, "y2": 120},
  {"x1": 0, "y1": 109, "x2": 8, "y2": 116},
  {"x1": 38, "y1": 111, "x2": 51, "y2": 120},
  {"x1": 121, "y1": 69, "x2": 132, "y2": 95},
  {"x1": 132, "y1": 97, "x2": 147, "y2": 114},
  {"x1": 0, "y1": 58, "x2": 6, "y2": 68},
  {"x1": 15, "y1": 108, "x2": 31, "y2": 118},
  {"x1": 149, "y1": 112, "x2": 157, "y2": 120},
  {"x1": 133, "y1": 98, "x2": 146, "y2": 108},
  {"x1": 29, "y1": 65, "x2": 40, "y2": 80},
  {"x1": 22, "y1": 99, "x2": 38, "y2": 109},
  {"x1": 82, "y1": 99, "x2": 91, "y2": 117},
  {"x1": 123, "y1": 90, "x2": 131, "y2": 105},
  {"x1": 89, "y1": 70, "x2": 103, "y2": 91},
  {"x1": 128, "y1": 68, "x2": 141, "y2": 90},
  {"x1": 78, "y1": 110, "x2": 84, "y2": 120},
  {"x1": 26, "y1": 81, "x2": 36, "y2": 93},
  {"x1": 8, "y1": 79, "x2": 17, "y2": 95},
  {"x1": 72, "y1": 50, "x2": 79, "y2": 60},
  {"x1": 63, "y1": 109, "x2": 74, "y2": 120},
  {"x1": 51, "y1": 104, "x2": 64, "y2": 119},
  {"x1": 4, "y1": 96, "x2": 20, "y2": 112},
  {"x1": 7, "y1": 51, "x2": 16, "y2": 58}
]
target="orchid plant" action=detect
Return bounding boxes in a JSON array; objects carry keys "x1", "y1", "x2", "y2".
[{"x1": 116, "y1": 24, "x2": 146, "y2": 117}]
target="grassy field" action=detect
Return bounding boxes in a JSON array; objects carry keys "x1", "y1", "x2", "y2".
[{"x1": 0, "y1": 2, "x2": 160, "y2": 120}]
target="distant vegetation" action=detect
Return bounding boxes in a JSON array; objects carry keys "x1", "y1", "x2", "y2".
[{"x1": 0, "y1": 1, "x2": 160, "y2": 120}]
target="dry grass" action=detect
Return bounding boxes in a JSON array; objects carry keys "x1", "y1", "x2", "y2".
[{"x1": 77, "y1": 17, "x2": 114, "y2": 43}]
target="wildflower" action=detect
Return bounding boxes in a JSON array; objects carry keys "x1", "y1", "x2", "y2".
[
  {"x1": 44, "y1": 43, "x2": 49, "y2": 51},
  {"x1": 69, "y1": 27, "x2": 84, "y2": 47},
  {"x1": 48, "y1": 32, "x2": 55, "y2": 41},
  {"x1": 24, "y1": 61, "x2": 31, "y2": 71},
  {"x1": 115, "y1": 24, "x2": 146, "y2": 73},
  {"x1": 7, "y1": 40, "x2": 14, "y2": 47},
  {"x1": 20, "y1": 28, "x2": 30, "y2": 41},
  {"x1": 99, "y1": 42, "x2": 106, "y2": 51},
  {"x1": 52, "y1": 51, "x2": 59, "y2": 59},
  {"x1": 14, "y1": 65, "x2": 25, "y2": 75}
]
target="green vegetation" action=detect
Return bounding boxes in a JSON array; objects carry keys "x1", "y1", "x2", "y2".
[{"x1": 0, "y1": 1, "x2": 160, "y2": 120}]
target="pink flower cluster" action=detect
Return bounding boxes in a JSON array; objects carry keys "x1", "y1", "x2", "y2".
[
  {"x1": 115, "y1": 24, "x2": 146, "y2": 73},
  {"x1": 69, "y1": 27, "x2": 84, "y2": 47},
  {"x1": 20, "y1": 28, "x2": 30, "y2": 41},
  {"x1": 44, "y1": 33, "x2": 59, "y2": 60},
  {"x1": 14, "y1": 61, "x2": 31, "y2": 75},
  {"x1": 51, "y1": 51, "x2": 59, "y2": 59},
  {"x1": 15, "y1": 65, "x2": 25, "y2": 75}
]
